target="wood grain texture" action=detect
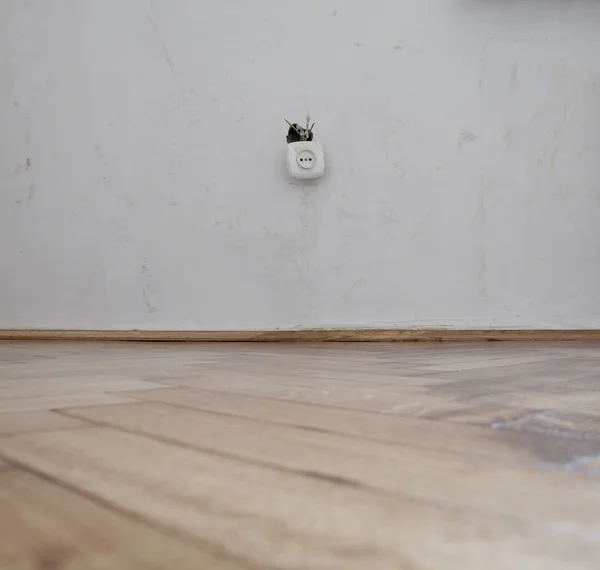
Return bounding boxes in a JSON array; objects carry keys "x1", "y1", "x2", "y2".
[
  {"x1": 2, "y1": 328, "x2": 600, "y2": 341},
  {"x1": 1, "y1": 426, "x2": 597, "y2": 570},
  {"x1": 1, "y1": 341, "x2": 600, "y2": 569},
  {"x1": 117, "y1": 387, "x2": 600, "y2": 467},
  {"x1": 60, "y1": 401, "x2": 600, "y2": 526},
  {"x1": 0, "y1": 469, "x2": 248, "y2": 570}
]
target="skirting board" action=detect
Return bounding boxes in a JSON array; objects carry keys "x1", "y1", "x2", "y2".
[{"x1": 0, "y1": 329, "x2": 600, "y2": 342}]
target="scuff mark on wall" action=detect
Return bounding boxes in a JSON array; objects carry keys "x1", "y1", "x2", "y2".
[
  {"x1": 502, "y1": 127, "x2": 517, "y2": 151},
  {"x1": 471, "y1": 180, "x2": 490, "y2": 298},
  {"x1": 147, "y1": 0, "x2": 188, "y2": 106},
  {"x1": 391, "y1": 162, "x2": 404, "y2": 177},
  {"x1": 409, "y1": 214, "x2": 431, "y2": 240},
  {"x1": 141, "y1": 258, "x2": 158, "y2": 313},
  {"x1": 509, "y1": 62, "x2": 519, "y2": 92},
  {"x1": 478, "y1": 36, "x2": 495, "y2": 91},
  {"x1": 143, "y1": 288, "x2": 157, "y2": 313},
  {"x1": 342, "y1": 276, "x2": 364, "y2": 301},
  {"x1": 549, "y1": 106, "x2": 567, "y2": 171},
  {"x1": 112, "y1": 220, "x2": 131, "y2": 244},
  {"x1": 460, "y1": 130, "x2": 477, "y2": 144}
]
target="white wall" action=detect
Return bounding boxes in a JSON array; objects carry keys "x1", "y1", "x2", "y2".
[{"x1": 2, "y1": 0, "x2": 600, "y2": 331}]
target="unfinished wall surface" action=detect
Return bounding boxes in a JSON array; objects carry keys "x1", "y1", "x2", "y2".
[{"x1": 1, "y1": 0, "x2": 600, "y2": 330}]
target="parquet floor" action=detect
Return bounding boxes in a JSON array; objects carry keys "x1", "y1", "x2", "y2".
[{"x1": 1, "y1": 341, "x2": 599, "y2": 569}]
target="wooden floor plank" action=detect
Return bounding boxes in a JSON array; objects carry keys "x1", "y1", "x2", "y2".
[
  {"x1": 497, "y1": 410, "x2": 600, "y2": 438},
  {"x1": 0, "y1": 426, "x2": 597, "y2": 570},
  {"x1": 148, "y1": 366, "x2": 586, "y2": 416},
  {"x1": 0, "y1": 379, "x2": 168, "y2": 399},
  {"x1": 61, "y1": 401, "x2": 600, "y2": 526},
  {"x1": 151, "y1": 373, "x2": 467, "y2": 414},
  {"x1": 0, "y1": 469, "x2": 249, "y2": 570},
  {"x1": 0, "y1": 393, "x2": 137, "y2": 413},
  {"x1": 119, "y1": 387, "x2": 600, "y2": 467},
  {"x1": 0, "y1": 410, "x2": 90, "y2": 435}
]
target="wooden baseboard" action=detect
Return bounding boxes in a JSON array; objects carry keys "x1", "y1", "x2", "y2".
[{"x1": 0, "y1": 329, "x2": 599, "y2": 342}]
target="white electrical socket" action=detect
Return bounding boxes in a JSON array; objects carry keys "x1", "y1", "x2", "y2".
[{"x1": 287, "y1": 141, "x2": 325, "y2": 180}]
